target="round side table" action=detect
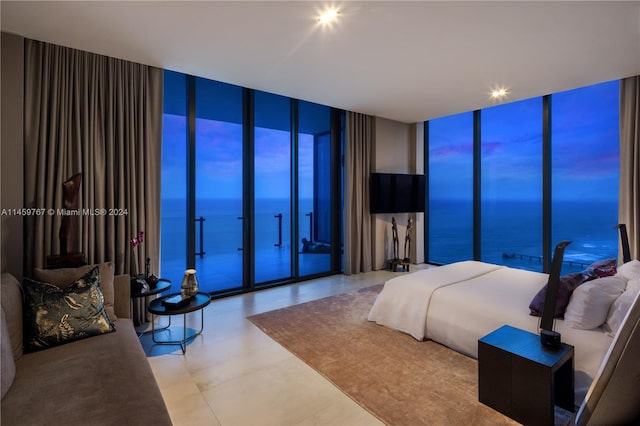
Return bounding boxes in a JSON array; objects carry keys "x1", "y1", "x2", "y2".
[
  {"x1": 147, "y1": 292, "x2": 211, "y2": 354},
  {"x1": 131, "y1": 278, "x2": 172, "y2": 333},
  {"x1": 131, "y1": 278, "x2": 172, "y2": 298}
]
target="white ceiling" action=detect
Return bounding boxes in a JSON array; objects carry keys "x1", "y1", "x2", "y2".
[{"x1": 2, "y1": 1, "x2": 639, "y2": 123}]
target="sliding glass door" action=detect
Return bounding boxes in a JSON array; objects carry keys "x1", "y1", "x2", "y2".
[
  {"x1": 298, "y1": 100, "x2": 333, "y2": 276},
  {"x1": 253, "y1": 91, "x2": 292, "y2": 284},
  {"x1": 161, "y1": 71, "x2": 342, "y2": 295},
  {"x1": 194, "y1": 78, "x2": 244, "y2": 292}
]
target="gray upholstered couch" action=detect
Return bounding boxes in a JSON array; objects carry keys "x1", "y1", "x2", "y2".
[{"x1": 1, "y1": 267, "x2": 172, "y2": 426}]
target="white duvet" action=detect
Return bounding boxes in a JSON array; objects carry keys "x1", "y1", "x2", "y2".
[{"x1": 368, "y1": 261, "x2": 614, "y2": 403}]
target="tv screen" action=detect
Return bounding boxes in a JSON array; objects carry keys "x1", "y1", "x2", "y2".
[{"x1": 370, "y1": 173, "x2": 426, "y2": 214}]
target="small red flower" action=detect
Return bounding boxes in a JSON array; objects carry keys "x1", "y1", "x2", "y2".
[{"x1": 130, "y1": 230, "x2": 145, "y2": 277}]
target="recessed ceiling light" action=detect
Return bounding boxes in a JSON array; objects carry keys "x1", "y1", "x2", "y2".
[
  {"x1": 489, "y1": 87, "x2": 509, "y2": 100},
  {"x1": 318, "y1": 7, "x2": 340, "y2": 25}
]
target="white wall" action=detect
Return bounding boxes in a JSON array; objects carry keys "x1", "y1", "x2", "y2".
[{"x1": 371, "y1": 117, "x2": 424, "y2": 270}]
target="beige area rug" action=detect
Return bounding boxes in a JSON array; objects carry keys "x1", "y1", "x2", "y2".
[{"x1": 247, "y1": 285, "x2": 519, "y2": 426}]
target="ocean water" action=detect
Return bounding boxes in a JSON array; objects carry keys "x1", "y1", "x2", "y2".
[
  {"x1": 159, "y1": 197, "x2": 321, "y2": 292},
  {"x1": 160, "y1": 198, "x2": 619, "y2": 291},
  {"x1": 429, "y1": 199, "x2": 618, "y2": 273},
  {"x1": 161, "y1": 197, "x2": 315, "y2": 252}
]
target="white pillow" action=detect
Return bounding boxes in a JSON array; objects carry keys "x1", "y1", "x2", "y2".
[
  {"x1": 604, "y1": 279, "x2": 640, "y2": 337},
  {"x1": 615, "y1": 259, "x2": 640, "y2": 281},
  {"x1": 564, "y1": 276, "x2": 627, "y2": 330}
]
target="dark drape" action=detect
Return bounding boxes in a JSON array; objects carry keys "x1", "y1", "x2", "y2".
[
  {"x1": 619, "y1": 75, "x2": 640, "y2": 261},
  {"x1": 23, "y1": 39, "x2": 163, "y2": 278},
  {"x1": 344, "y1": 111, "x2": 373, "y2": 275}
]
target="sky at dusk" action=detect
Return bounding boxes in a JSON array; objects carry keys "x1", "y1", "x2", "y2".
[
  {"x1": 161, "y1": 116, "x2": 315, "y2": 200},
  {"x1": 162, "y1": 79, "x2": 619, "y2": 204},
  {"x1": 429, "y1": 79, "x2": 619, "y2": 202}
]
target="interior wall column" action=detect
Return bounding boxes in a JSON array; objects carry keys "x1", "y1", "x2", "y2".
[
  {"x1": 619, "y1": 75, "x2": 640, "y2": 260},
  {"x1": 408, "y1": 122, "x2": 425, "y2": 264}
]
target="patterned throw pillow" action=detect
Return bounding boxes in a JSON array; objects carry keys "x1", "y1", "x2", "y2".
[
  {"x1": 529, "y1": 258, "x2": 619, "y2": 318},
  {"x1": 23, "y1": 266, "x2": 115, "y2": 352},
  {"x1": 583, "y1": 258, "x2": 617, "y2": 280},
  {"x1": 33, "y1": 262, "x2": 117, "y2": 322}
]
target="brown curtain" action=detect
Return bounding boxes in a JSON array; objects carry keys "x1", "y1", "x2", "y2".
[
  {"x1": 619, "y1": 75, "x2": 640, "y2": 261},
  {"x1": 23, "y1": 39, "x2": 163, "y2": 278},
  {"x1": 344, "y1": 112, "x2": 373, "y2": 275}
]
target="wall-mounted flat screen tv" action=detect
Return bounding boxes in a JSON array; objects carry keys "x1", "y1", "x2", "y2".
[{"x1": 370, "y1": 173, "x2": 426, "y2": 214}]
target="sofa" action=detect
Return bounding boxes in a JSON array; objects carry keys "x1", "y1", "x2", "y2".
[{"x1": 1, "y1": 263, "x2": 172, "y2": 426}]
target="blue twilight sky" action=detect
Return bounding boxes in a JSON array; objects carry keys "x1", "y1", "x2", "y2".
[
  {"x1": 162, "y1": 79, "x2": 619, "y2": 202},
  {"x1": 429, "y1": 79, "x2": 619, "y2": 202},
  {"x1": 161, "y1": 116, "x2": 315, "y2": 200}
]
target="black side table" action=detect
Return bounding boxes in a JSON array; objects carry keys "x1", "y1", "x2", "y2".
[
  {"x1": 131, "y1": 278, "x2": 172, "y2": 330},
  {"x1": 147, "y1": 292, "x2": 211, "y2": 354},
  {"x1": 478, "y1": 324, "x2": 574, "y2": 426},
  {"x1": 131, "y1": 278, "x2": 172, "y2": 299}
]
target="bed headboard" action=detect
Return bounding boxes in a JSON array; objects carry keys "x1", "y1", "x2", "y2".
[
  {"x1": 575, "y1": 288, "x2": 640, "y2": 425},
  {"x1": 573, "y1": 224, "x2": 638, "y2": 424},
  {"x1": 616, "y1": 224, "x2": 632, "y2": 264}
]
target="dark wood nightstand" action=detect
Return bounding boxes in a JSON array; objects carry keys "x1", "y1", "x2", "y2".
[{"x1": 478, "y1": 325, "x2": 574, "y2": 426}]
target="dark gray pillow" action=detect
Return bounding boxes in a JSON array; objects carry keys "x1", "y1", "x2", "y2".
[
  {"x1": 34, "y1": 261, "x2": 117, "y2": 322},
  {"x1": 23, "y1": 266, "x2": 115, "y2": 352},
  {"x1": 529, "y1": 272, "x2": 584, "y2": 317}
]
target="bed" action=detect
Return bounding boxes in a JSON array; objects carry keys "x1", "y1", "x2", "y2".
[{"x1": 368, "y1": 252, "x2": 640, "y2": 407}]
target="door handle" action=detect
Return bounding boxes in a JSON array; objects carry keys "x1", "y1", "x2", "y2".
[
  {"x1": 274, "y1": 213, "x2": 283, "y2": 247},
  {"x1": 237, "y1": 216, "x2": 244, "y2": 251}
]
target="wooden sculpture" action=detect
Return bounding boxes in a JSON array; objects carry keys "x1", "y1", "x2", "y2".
[
  {"x1": 391, "y1": 217, "x2": 399, "y2": 260},
  {"x1": 59, "y1": 173, "x2": 82, "y2": 255},
  {"x1": 46, "y1": 173, "x2": 86, "y2": 269},
  {"x1": 404, "y1": 217, "x2": 413, "y2": 262}
]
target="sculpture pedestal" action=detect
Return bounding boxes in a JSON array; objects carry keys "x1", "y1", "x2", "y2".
[
  {"x1": 386, "y1": 258, "x2": 411, "y2": 272},
  {"x1": 45, "y1": 253, "x2": 86, "y2": 269}
]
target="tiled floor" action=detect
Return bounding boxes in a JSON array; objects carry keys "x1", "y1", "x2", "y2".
[{"x1": 139, "y1": 264, "x2": 431, "y2": 425}]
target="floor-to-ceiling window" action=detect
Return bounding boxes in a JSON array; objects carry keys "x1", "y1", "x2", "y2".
[
  {"x1": 253, "y1": 91, "x2": 292, "y2": 284},
  {"x1": 481, "y1": 97, "x2": 543, "y2": 271},
  {"x1": 426, "y1": 79, "x2": 620, "y2": 271},
  {"x1": 194, "y1": 77, "x2": 244, "y2": 292},
  {"x1": 160, "y1": 71, "x2": 188, "y2": 285},
  {"x1": 161, "y1": 71, "x2": 343, "y2": 295},
  {"x1": 298, "y1": 100, "x2": 333, "y2": 276},
  {"x1": 551, "y1": 81, "x2": 619, "y2": 273},
  {"x1": 427, "y1": 112, "x2": 474, "y2": 263}
]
